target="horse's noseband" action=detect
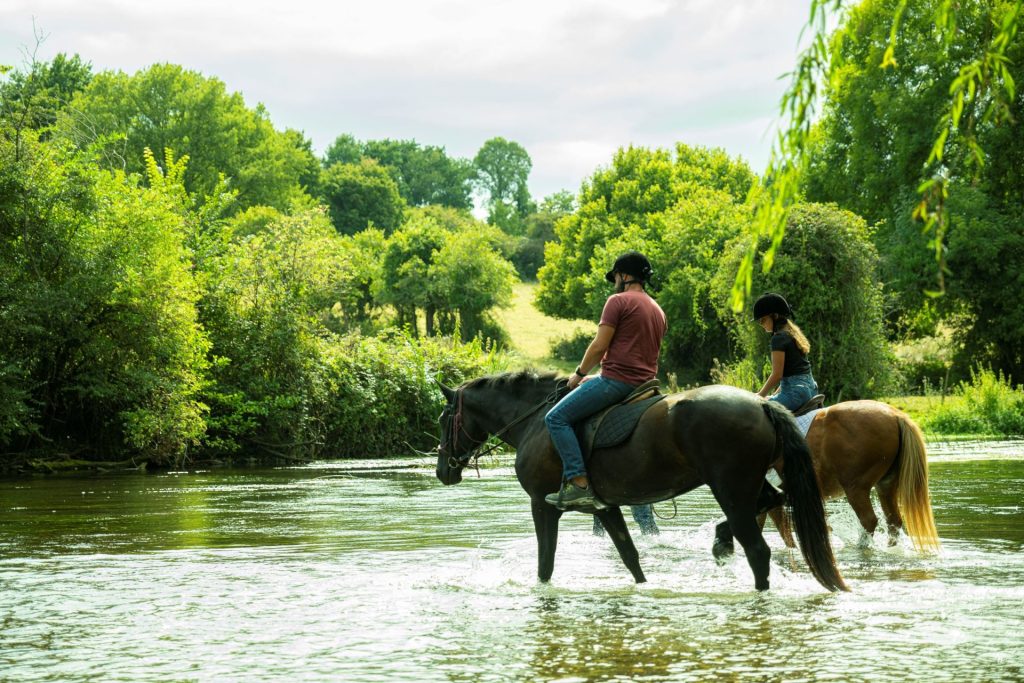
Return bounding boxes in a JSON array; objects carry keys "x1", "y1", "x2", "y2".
[{"x1": 440, "y1": 389, "x2": 485, "y2": 468}]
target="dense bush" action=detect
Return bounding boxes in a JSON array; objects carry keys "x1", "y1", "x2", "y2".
[
  {"x1": 314, "y1": 332, "x2": 504, "y2": 457},
  {"x1": 320, "y1": 159, "x2": 405, "y2": 235},
  {"x1": 549, "y1": 329, "x2": 593, "y2": 363},
  {"x1": 925, "y1": 367, "x2": 1024, "y2": 436},
  {"x1": 0, "y1": 130, "x2": 209, "y2": 465},
  {"x1": 712, "y1": 203, "x2": 895, "y2": 400}
]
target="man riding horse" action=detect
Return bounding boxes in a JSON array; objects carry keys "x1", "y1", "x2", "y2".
[{"x1": 544, "y1": 251, "x2": 667, "y2": 511}]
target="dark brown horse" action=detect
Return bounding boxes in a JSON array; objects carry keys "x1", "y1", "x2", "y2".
[
  {"x1": 436, "y1": 371, "x2": 848, "y2": 592},
  {"x1": 714, "y1": 400, "x2": 940, "y2": 556}
]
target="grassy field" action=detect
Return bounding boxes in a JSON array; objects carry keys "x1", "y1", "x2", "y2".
[
  {"x1": 878, "y1": 394, "x2": 962, "y2": 424},
  {"x1": 494, "y1": 282, "x2": 593, "y2": 372}
]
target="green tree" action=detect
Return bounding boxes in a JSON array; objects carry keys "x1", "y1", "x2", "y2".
[
  {"x1": 199, "y1": 209, "x2": 347, "y2": 457},
  {"x1": 429, "y1": 227, "x2": 517, "y2": 342},
  {"x1": 537, "y1": 143, "x2": 754, "y2": 320},
  {"x1": 323, "y1": 133, "x2": 362, "y2": 166},
  {"x1": 0, "y1": 52, "x2": 92, "y2": 135},
  {"x1": 334, "y1": 227, "x2": 386, "y2": 332},
  {"x1": 732, "y1": 0, "x2": 1022, "y2": 313},
  {"x1": 801, "y1": 0, "x2": 1024, "y2": 379},
  {"x1": 282, "y1": 128, "x2": 323, "y2": 197},
  {"x1": 320, "y1": 159, "x2": 405, "y2": 235},
  {"x1": 473, "y1": 137, "x2": 533, "y2": 227},
  {"x1": 58, "y1": 63, "x2": 312, "y2": 211},
  {"x1": 713, "y1": 203, "x2": 893, "y2": 400},
  {"x1": 361, "y1": 138, "x2": 475, "y2": 209},
  {"x1": 939, "y1": 189, "x2": 1024, "y2": 380},
  {"x1": 0, "y1": 128, "x2": 209, "y2": 465},
  {"x1": 375, "y1": 217, "x2": 448, "y2": 335},
  {"x1": 513, "y1": 191, "x2": 577, "y2": 280},
  {"x1": 323, "y1": 135, "x2": 475, "y2": 209}
]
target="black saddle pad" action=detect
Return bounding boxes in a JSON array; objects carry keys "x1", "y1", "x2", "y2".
[{"x1": 577, "y1": 393, "x2": 666, "y2": 456}]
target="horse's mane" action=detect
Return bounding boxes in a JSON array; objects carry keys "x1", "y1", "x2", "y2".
[{"x1": 462, "y1": 369, "x2": 561, "y2": 391}]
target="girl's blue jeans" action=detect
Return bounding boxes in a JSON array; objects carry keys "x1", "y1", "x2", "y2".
[
  {"x1": 769, "y1": 373, "x2": 818, "y2": 412},
  {"x1": 545, "y1": 375, "x2": 635, "y2": 481}
]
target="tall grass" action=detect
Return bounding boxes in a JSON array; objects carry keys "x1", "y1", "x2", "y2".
[{"x1": 925, "y1": 367, "x2": 1024, "y2": 436}]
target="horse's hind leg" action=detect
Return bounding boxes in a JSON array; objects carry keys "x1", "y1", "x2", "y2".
[
  {"x1": 845, "y1": 486, "x2": 879, "y2": 547},
  {"x1": 875, "y1": 476, "x2": 903, "y2": 547},
  {"x1": 595, "y1": 507, "x2": 647, "y2": 583},
  {"x1": 531, "y1": 497, "x2": 562, "y2": 582},
  {"x1": 712, "y1": 482, "x2": 784, "y2": 562},
  {"x1": 711, "y1": 486, "x2": 771, "y2": 590},
  {"x1": 727, "y1": 513, "x2": 772, "y2": 591}
]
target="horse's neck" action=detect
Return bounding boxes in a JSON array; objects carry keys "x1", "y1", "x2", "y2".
[{"x1": 468, "y1": 381, "x2": 557, "y2": 446}]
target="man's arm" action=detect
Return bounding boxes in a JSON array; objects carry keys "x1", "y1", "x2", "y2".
[{"x1": 568, "y1": 324, "x2": 615, "y2": 389}]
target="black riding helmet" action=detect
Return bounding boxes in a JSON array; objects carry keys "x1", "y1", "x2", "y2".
[
  {"x1": 605, "y1": 251, "x2": 653, "y2": 284},
  {"x1": 752, "y1": 292, "x2": 793, "y2": 321}
]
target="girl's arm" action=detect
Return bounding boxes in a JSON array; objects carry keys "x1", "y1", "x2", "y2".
[{"x1": 757, "y1": 350, "x2": 786, "y2": 397}]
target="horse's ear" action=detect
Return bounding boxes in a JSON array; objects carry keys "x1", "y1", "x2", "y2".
[{"x1": 437, "y1": 381, "x2": 455, "y2": 402}]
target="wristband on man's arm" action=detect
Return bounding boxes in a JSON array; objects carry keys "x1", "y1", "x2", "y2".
[{"x1": 575, "y1": 366, "x2": 587, "y2": 377}]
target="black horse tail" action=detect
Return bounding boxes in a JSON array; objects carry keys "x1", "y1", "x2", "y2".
[{"x1": 763, "y1": 401, "x2": 849, "y2": 592}]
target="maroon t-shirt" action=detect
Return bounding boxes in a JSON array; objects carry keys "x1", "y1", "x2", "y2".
[{"x1": 598, "y1": 290, "x2": 667, "y2": 385}]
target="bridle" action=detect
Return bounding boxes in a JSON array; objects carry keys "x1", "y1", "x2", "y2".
[{"x1": 439, "y1": 382, "x2": 568, "y2": 471}]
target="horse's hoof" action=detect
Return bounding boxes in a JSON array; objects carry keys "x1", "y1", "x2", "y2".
[
  {"x1": 712, "y1": 539, "x2": 734, "y2": 563},
  {"x1": 755, "y1": 579, "x2": 770, "y2": 591}
]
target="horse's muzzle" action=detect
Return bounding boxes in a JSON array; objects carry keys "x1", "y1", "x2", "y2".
[{"x1": 435, "y1": 460, "x2": 464, "y2": 486}]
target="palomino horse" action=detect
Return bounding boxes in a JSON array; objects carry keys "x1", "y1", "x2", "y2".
[
  {"x1": 436, "y1": 372, "x2": 848, "y2": 592},
  {"x1": 714, "y1": 400, "x2": 940, "y2": 556}
]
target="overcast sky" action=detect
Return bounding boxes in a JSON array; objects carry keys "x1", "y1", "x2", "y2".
[{"x1": 1, "y1": 0, "x2": 810, "y2": 202}]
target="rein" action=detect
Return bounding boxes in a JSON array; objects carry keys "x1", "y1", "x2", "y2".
[{"x1": 442, "y1": 381, "x2": 567, "y2": 472}]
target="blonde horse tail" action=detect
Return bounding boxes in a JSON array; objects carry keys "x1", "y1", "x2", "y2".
[{"x1": 896, "y1": 414, "x2": 941, "y2": 552}]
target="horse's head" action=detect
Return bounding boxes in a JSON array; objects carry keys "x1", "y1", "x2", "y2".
[{"x1": 435, "y1": 382, "x2": 489, "y2": 485}]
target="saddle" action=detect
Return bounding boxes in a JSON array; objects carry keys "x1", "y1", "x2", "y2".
[
  {"x1": 576, "y1": 380, "x2": 665, "y2": 458},
  {"x1": 792, "y1": 393, "x2": 825, "y2": 417}
]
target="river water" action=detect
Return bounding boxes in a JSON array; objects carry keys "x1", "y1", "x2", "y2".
[{"x1": 1, "y1": 441, "x2": 1022, "y2": 682}]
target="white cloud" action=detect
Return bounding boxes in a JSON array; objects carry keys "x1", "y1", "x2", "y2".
[{"x1": 1, "y1": 0, "x2": 810, "y2": 199}]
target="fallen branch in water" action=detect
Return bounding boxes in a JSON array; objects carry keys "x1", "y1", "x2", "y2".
[{"x1": 27, "y1": 458, "x2": 149, "y2": 473}]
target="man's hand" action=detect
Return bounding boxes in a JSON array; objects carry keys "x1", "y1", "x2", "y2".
[{"x1": 567, "y1": 373, "x2": 584, "y2": 390}]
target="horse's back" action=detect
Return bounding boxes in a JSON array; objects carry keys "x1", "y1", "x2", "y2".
[
  {"x1": 587, "y1": 385, "x2": 777, "y2": 505},
  {"x1": 666, "y1": 385, "x2": 776, "y2": 446}
]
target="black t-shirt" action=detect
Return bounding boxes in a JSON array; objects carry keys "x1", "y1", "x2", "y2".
[{"x1": 770, "y1": 332, "x2": 812, "y2": 377}]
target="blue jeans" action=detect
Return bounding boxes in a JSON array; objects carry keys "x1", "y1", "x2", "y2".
[
  {"x1": 593, "y1": 504, "x2": 659, "y2": 536},
  {"x1": 769, "y1": 373, "x2": 818, "y2": 412},
  {"x1": 545, "y1": 375, "x2": 635, "y2": 480}
]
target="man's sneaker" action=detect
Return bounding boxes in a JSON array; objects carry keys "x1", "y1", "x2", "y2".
[{"x1": 545, "y1": 481, "x2": 607, "y2": 511}]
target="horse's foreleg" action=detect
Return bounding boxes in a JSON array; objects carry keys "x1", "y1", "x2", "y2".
[
  {"x1": 531, "y1": 497, "x2": 562, "y2": 582},
  {"x1": 595, "y1": 507, "x2": 647, "y2": 583}
]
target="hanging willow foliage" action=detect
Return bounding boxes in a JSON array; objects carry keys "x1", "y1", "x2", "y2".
[{"x1": 732, "y1": 0, "x2": 1023, "y2": 311}]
